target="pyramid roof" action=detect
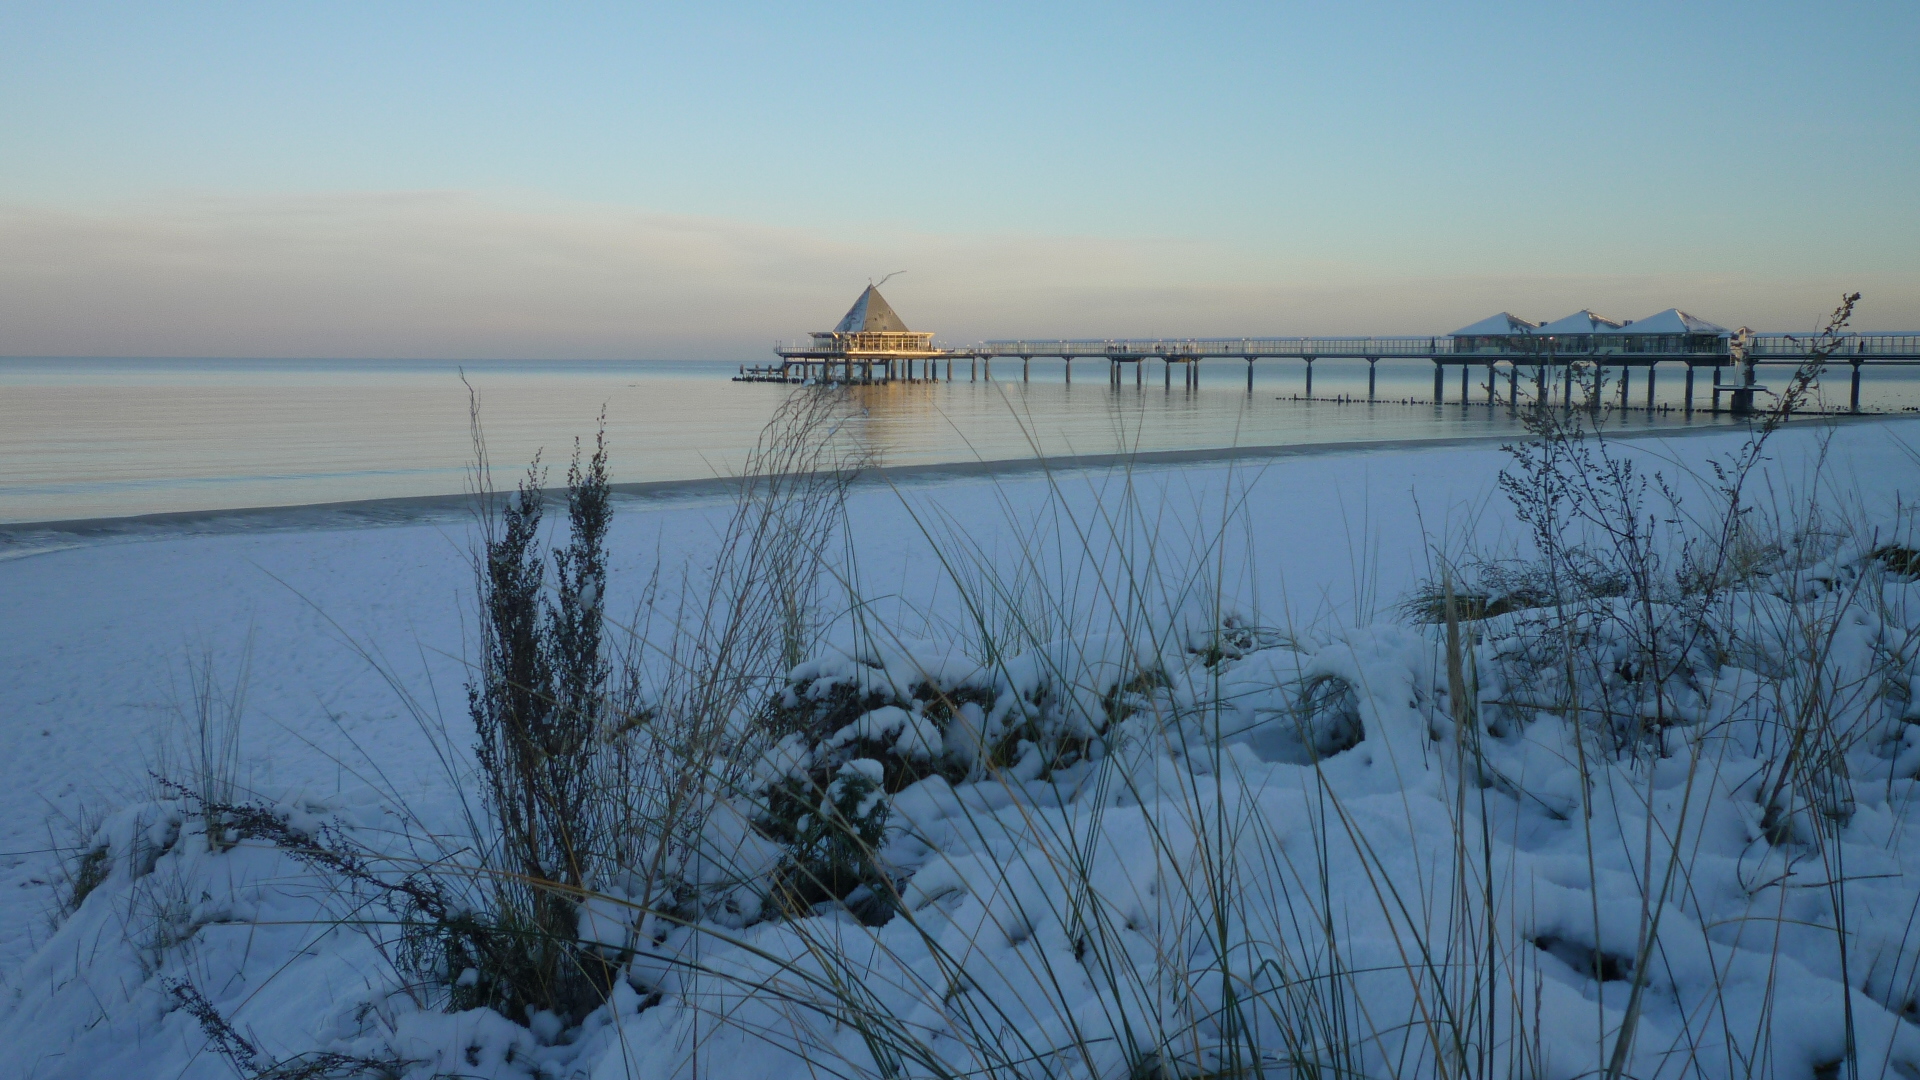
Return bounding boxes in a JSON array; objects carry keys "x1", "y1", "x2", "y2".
[
  {"x1": 1536, "y1": 310, "x2": 1623, "y2": 335},
  {"x1": 831, "y1": 286, "x2": 912, "y2": 333},
  {"x1": 1599, "y1": 308, "x2": 1727, "y2": 335},
  {"x1": 1450, "y1": 312, "x2": 1538, "y2": 336}
]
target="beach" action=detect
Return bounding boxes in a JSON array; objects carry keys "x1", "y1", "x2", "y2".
[{"x1": 6, "y1": 416, "x2": 1920, "y2": 1077}]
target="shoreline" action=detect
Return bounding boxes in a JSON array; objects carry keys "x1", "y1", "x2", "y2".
[{"x1": 1, "y1": 413, "x2": 1897, "y2": 546}]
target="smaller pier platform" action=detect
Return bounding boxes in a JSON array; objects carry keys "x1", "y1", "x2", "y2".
[{"x1": 738, "y1": 283, "x2": 978, "y2": 385}]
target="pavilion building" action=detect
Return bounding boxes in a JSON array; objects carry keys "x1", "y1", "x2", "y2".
[
  {"x1": 1534, "y1": 310, "x2": 1624, "y2": 354},
  {"x1": 803, "y1": 285, "x2": 939, "y2": 357}
]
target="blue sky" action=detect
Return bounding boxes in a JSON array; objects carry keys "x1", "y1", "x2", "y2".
[{"x1": 2, "y1": 1, "x2": 1915, "y2": 357}]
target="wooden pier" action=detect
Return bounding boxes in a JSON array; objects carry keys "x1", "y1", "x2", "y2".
[{"x1": 747, "y1": 290, "x2": 1920, "y2": 415}]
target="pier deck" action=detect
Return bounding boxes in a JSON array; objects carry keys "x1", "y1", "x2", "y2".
[{"x1": 745, "y1": 332, "x2": 1920, "y2": 414}]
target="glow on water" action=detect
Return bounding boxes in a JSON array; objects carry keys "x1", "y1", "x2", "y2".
[{"x1": 3, "y1": 356, "x2": 1913, "y2": 524}]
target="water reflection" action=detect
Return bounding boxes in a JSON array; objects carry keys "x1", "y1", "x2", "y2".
[{"x1": 2, "y1": 356, "x2": 1911, "y2": 524}]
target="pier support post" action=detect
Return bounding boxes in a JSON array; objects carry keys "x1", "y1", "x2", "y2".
[
  {"x1": 1167, "y1": 362, "x2": 1173, "y2": 389},
  {"x1": 1246, "y1": 360, "x2": 1254, "y2": 393},
  {"x1": 1023, "y1": 357, "x2": 1029, "y2": 382},
  {"x1": 1564, "y1": 364, "x2": 1574, "y2": 410},
  {"x1": 1684, "y1": 365, "x2": 1695, "y2": 413},
  {"x1": 1305, "y1": 361, "x2": 1314, "y2": 398},
  {"x1": 1135, "y1": 362, "x2": 1142, "y2": 387},
  {"x1": 1851, "y1": 362, "x2": 1863, "y2": 413},
  {"x1": 1646, "y1": 364, "x2": 1657, "y2": 410},
  {"x1": 1507, "y1": 363, "x2": 1518, "y2": 407},
  {"x1": 1619, "y1": 366, "x2": 1631, "y2": 409},
  {"x1": 1460, "y1": 364, "x2": 1469, "y2": 403},
  {"x1": 1486, "y1": 363, "x2": 1496, "y2": 405},
  {"x1": 984, "y1": 357, "x2": 991, "y2": 380},
  {"x1": 1434, "y1": 363, "x2": 1445, "y2": 403},
  {"x1": 971, "y1": 358, "x2": 977, "y2": 382},
  {"x1": 1064, "y1": 358, "x2": 1071, "y2": 384},
  {"x1": 1368, "y1": 359, "x2": 1377, "y2": 401}
]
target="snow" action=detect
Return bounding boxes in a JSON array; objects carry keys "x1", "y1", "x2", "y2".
[
  {"x1": 3, "y1": 419, "x2": 1919, "y2": 1078},
  {"x1": 1536, "y1": 310, "x2": 1625, "y2": 335},
  {"x1": 1451, "y1": 312, "x2": 1540, "y2": 336},
  {"x1": 1602, "y1": 308, "x2": 1730, "y2": 335}
]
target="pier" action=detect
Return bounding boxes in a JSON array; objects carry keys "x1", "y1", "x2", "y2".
[{"x1": 742, "y1": 288, "x2": 1920, "y2": 414}]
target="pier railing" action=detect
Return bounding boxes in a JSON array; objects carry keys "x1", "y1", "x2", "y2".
[
  {"x1": 971, "y1": 333, "x2": 1920, "y2": 363},
  {"x1": 976, "y1": 336, "x2": 1445, "y2": 359},
  {"x1": 1749, "y1": 332, "x2": 1920, "y2": 359}
]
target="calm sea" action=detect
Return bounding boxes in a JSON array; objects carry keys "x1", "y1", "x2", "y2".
[{"x1": 4, "y1": 355, "x2": 1914, "y2": 525}]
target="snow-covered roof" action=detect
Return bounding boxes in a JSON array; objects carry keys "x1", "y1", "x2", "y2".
[
  {"x1": 1535, "y1": 310, "x2": 1623, "y2": 335},
  {"x1": 831, "y1": 286, "x2": 912, "y2": 334},
  {"x1": 1598, "y1": 309, "x2": 1728, "y2": 336},
  {"x1": 1450, "y1": 313, "x2": 1538, "y2": 336}
]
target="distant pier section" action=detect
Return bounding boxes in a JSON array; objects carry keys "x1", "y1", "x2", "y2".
[{"x1": 739, "y1": 287, "x2": 1920, "y2": 414}]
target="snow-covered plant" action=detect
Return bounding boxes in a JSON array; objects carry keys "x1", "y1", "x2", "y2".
[{"x1": 460, "y1": 416, "x2": 618, "y2": 1021}]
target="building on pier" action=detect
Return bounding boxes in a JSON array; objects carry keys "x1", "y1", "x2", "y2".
[
  {"x1": 1450, "y1": 308, "x2": 1731, "y2": 358},
  {"x1": 1592, "y1": 308, "x2": 1728, "y2": 356},
  {"x1": 808, "y1": 285, "x2": 937, "y2": 355},
  {"x1": 1449, "y1": 312, "x2": 1540, "y2": 354},
  {"x1": 746, "y1": 284, "x2": 965, "y2": 383},
  {"x1": 1534, "y1": 310, "x2": 1624, "y2": 353}
]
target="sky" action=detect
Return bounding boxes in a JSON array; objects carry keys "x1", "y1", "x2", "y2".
[{"x1": 2, "y1": 1, "x2": 1916, "y2": 359}]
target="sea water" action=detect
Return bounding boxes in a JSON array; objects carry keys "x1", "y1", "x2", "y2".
[{"x1": 3, "y1": 355, "x2": 1912, "y2": 525}]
